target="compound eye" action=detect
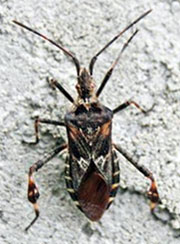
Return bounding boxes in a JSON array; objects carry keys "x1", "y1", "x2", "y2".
[
  {"x1": 91, "y1": 82, "x2": 95, "y2": 89},
  {"x1": 76, "y1": 84, "x2": 80, "y2": 89}
]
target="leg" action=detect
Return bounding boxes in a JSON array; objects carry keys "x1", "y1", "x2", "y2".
[
  {"x1": 23, "y1": 116, "x2": 65, "y2": 145},
  {"x1": 25, "y1": 143, "x2": 67, "y2": 231},
  {"x1": 114, "y1": 144, "x2": 159, "y2": 210},
  {"x1": 113, "y1": 100, "x2": 146, "y2": 114},
  {"x1": 47, "y1": 77, "x2": 74, "y2": 103}
]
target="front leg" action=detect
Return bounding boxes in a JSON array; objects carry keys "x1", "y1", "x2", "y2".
[
  {"x1": 114, "y1": 144, "x2": 159, "y2": 211},
  {"x1": 47, "y1": 77, "x2": 74, "y2": 103},
  {"x1": 25, "y1": 143, "x2": 67, "y2": 231}
]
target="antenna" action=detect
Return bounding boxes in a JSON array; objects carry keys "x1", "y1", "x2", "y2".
[
  {"x1": 13, "y1": 20, "x2": 80, "y2": 76},
  {"x1": 89, "y1": 9, "x2": 152, "y2": 75}
]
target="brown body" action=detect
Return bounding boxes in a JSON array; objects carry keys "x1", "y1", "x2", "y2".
[
  {"x1": 13, "y1": 10, "x2": 159, "y2": 231},
  {"x1": 65, "y1": 102, "x2": 119, "y2": 220}
]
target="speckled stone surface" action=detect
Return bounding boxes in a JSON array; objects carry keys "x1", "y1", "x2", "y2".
[{"x1": 1, "y1": 1, "x2": 180, "y2": 243}]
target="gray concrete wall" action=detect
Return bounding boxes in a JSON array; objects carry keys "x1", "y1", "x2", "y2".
[{"x1": 1, "y1": 0, "x2": 180, "y2": 243}]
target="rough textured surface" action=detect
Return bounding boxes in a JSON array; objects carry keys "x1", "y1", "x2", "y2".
[{"x1": 1, "y1": 0, "x2": 180, "y2": 243}]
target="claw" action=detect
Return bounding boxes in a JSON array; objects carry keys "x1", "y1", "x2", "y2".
[{"x1": 25, "y1": 203, "x2": 39, "y2": 232}]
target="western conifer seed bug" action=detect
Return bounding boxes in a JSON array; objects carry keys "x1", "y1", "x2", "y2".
[{"x1": 13, "y1": 9, "x2": 159, "y2": 231}]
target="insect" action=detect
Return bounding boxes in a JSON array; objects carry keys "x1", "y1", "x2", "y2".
[{"x1": 13, "y1": 9, "x2": 159, "y2": 231}]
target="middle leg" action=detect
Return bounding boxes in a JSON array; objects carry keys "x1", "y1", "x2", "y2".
[
  {"x1": 23, "y1": 116, "x2": 65, "y2": 145},
  {"x1": 113, "y1": 100, "x2": 146, "y2": 114}
]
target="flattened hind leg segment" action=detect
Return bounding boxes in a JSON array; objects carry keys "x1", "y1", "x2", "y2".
[
  {"x1": 25, "y1": 143, "x2": 67, "y2": 231},
  {"x1": 114, "y1": 143, "x2": 159, "y2": 211}
]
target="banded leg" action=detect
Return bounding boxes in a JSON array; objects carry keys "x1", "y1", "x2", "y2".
[
  {"x1": 113, "y1": 100, "x2": 146, "y2": 114},
  {"x1": 25, "y1": 143, "x2": 67, "y2": 231},
  {"x1": 23, "y1": 116, "x2": 65, "y2": 145},
  {"x1": 114, "y1": 144, "x2": 159, "y2": 211}
]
